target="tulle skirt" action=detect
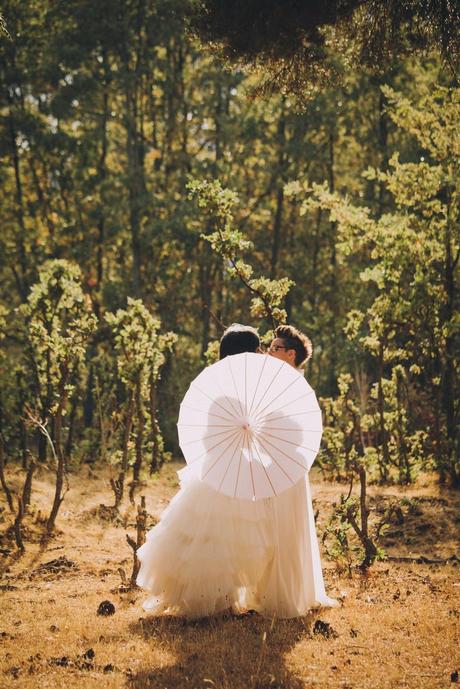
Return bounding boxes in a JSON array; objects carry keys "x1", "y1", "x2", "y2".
[{"x1": 136, "y1": 468, "x2": 338, "y2": 619}]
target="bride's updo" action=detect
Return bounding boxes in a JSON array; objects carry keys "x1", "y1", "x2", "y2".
[{"x1": 219, "y1": 323, "x2": 260, "y2": 360}]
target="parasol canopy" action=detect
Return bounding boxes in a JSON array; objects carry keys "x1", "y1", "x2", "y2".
[{"x1": 177, "y1": 352, "x2": 323, "y2": 500}]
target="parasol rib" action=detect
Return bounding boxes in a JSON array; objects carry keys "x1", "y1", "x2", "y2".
[
  {"x1": 180, "y1": 426, "x2": 243, "y2": 446},
  {"x1": 254, "y1": 436, "x2": 297, "y2": 484},
  {"x1": 180, "y1": 403, "x2": 237, "y2": 423},
  {"x1": 257, "y1": 434, "x2": 310, "y2": 470},
  {"x1": 247, "y1": 354, "x2": 269, "y2": 417},
  {"x1": 227, "y1": 358, "x2": 246, "y2": 417},
  {"x1": 185, "y1": 427, "x2": 241, "y2": 465},
  {"x1": 234, "y1": 439, "x2": 245, "y2": 498},
  {"x1": 252, "y1": 373, "x2": 305, "y2": 422},
  {"x1": 178, "y1": 422, "x2": 238, "y2": 428},
  {"x1": 217, "y1": 434, "x2": 244, "y2": 492},
  {"x1": 203, "y1": 367, "x2": 244, "y2": 418},
  {"x1": 247, "y1": 429, "x2": 256, "y2": 499},
  {"x1": 244, "y1": 354, "x2": 248, "y2": 415},
  {"x1": 251, "y1": 441, "x2": 277, "y2": 497},
  {"x1": 252, "y1": 425, "x2": 322, "y2": 433},
  {"x1": 262, "y1": 408, "x2": 320, "y2": 422},
  {"x1": 262, "y1": 429, "x2": 318, "y2": 454},
  {"x1": 253, "y1": 389, "x2": 315, "y2": 422},
  {"x1": 190, "y1": 384, "x2": 238, "y2": 419},
  {"x1": 249, "y1": 360, "x2": 286, "y2": 422},
  {"x1": 202, "y1": 429, "x2": 244, "y2": 481}
]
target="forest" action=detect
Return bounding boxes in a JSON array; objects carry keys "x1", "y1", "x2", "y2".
[{"x1": 0, "y1": 2, "x2": 459, "y2": 688}]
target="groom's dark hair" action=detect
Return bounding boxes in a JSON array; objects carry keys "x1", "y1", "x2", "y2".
[
  {"x1": 219, "y1": 323, "x2": 260, "y2": 360},
  {"x1": 274, "y1": 324, "x2": 313, "y2": 367}
]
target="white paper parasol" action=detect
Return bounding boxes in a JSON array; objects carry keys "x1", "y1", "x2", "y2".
[{"x1": 177, "y1": 352, "x2": 323, "y2": 501}]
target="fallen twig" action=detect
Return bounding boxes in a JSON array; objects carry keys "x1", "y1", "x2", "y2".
[{"x1": 385, "y1": 554, "x2": 459, "y2": 565}]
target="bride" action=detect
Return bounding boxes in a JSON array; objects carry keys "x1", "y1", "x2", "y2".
[{"x1": 136, "y1": 323, "x2": 338, "y2": 618}]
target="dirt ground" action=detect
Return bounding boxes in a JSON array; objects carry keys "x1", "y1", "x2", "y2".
[{"x1": 0, "y1": 461, "x2": 459, "y2": 689}]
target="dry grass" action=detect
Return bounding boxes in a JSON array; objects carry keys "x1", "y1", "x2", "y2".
[{"x1": 1, "y1": 461, "x2": 459, "y2": 689}]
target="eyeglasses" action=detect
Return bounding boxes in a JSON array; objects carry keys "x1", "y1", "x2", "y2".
[{"x1": 268, "y1": 345, "x2": 290, "y2": 352}]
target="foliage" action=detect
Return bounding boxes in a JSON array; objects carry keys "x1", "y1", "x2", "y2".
[
  {"x1": 106, "y1": 297, "x2": 177, "y2": 479},
  {"x1": 0, "y1": 1, "x2": 457, "y2": 506},
  {"x1": 289, "y1": 84, "x2": 459, "y2": 484},
  {"x1": 188, "y1": 178, "x2": 294, "y2": 330},
  {"x1": 106, "y1": 298, "x2": 177, "y2": 396},
  {"x1": 19, "y1": 259, "x2": 96, "y2": 416},
  {"x1": 193, "y1": 0, "x2": 460, "y2": 96}
]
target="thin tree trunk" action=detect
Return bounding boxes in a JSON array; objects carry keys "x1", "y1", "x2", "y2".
[
  {"x1": 46, "y1": 379, "x2": 68, "y2": 534},
  {"x1": 377, "y1": 341, "x2": 390, "y2": 481},
  {"x1": 7, "y1": 96, "x2": 28, "y2": 300},
  {"x1": 271, "y1": 105, "x2": 286, "y2": 279},
  {"x1": 130, "y1": 378, "x2": 145, "y2": 503},
  {"x1": 395, "y1": 373, "x2": 411, "y2": 484},
  {"x1": 441, "y1": 203, "x2": 459, "y2": 486},
  {"x1": 357, "y1": 464, "x2": 378, "y2": 568},
  {"x1": 271, "y1": 187, "x2": 284, "y2": 279},
  {"x1": 65, "y1": 393, "x2": 78, "y2": 466},
  {"x1": 95, "y1": 49, "x2": 110, "y2": 311},
  {"x1": 328, "y1": 129, "x2": 339, "y2": 394},
  {"x1": 122, "y1": 2, "x2": 147, "y2": 296},
  {"x1": 149, "y1": 373, "x2": 159, "y2": 474},
  {"x1": 199, "y1": 242, "x2": 213, "y2": 359},
  {"x1": 126, "y1": 495, "x2": 147, "y2": 587},
  {"x1": 111, "y1": 390, "x2": 135, "y2": 509},
  {"x1": 377, "y1": 87, "x2": 389, "y2": 215},
  {"x1": 83, "y1": 362, "x2": 95, "y2": 429},
  {"x1": 0, "y1": 436, "x2": 14, "y2": 512},
  {"x1": 14, "y1": 495, "x2": 25, "y2": 552},
  {"x1": 21, "y1": 454, "x2": 36, "y2": 508}
]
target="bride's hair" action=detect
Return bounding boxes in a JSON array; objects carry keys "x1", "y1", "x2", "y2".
[
  {"x1": 219, "y1": 323, "x2": 260, "y2": 359},
  {"x1": 274, "y1": 324, "x2": 313, "y2": 367}
]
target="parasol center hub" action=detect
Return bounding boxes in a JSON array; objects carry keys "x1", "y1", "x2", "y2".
[{"x1": 240, "y1": 416, "x2": 255, "y2": 433}]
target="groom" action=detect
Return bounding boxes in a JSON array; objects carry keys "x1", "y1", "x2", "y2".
[{"x1": 267, "y1": 323, "x2": 312, "y2": 370}]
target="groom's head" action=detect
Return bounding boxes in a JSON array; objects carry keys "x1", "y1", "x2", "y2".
[{"x1": 219, "y1": 323, "x2": 260, "y2": 360}]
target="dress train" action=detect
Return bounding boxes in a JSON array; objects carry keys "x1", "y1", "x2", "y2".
[{"x1": 136, "y1": 469, "x2": 338, "y2": 618}]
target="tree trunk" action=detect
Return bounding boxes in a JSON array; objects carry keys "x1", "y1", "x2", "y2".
[
  {"x1": 94, "y1": 48, "x2": 110, "y2": 313},
  {"x1": 357, "y1": 464, "x2": 378, "y2": 568},
  {"x1": 441, "y1": 203, "x2": 459, "y2": 486},
  {"x1": 111, "y1": 389, "x2": 135, "y2": 509},
  {"x1": 328, "y1": 130, "x2": 339, "y2": 394},
  {"x1": 65, "y1": 393, "x2": 78, "y2": 466},
  {"x1": 22, "y1": 453, "x2": 36, "y2": 509},
  {"x1": 7, "y1": 95, "x2": 28, "y2": 301},
  {"x1": 395, "y1": 372, "x2": 411, "y2": 484},
  {"x1": 46, "y1": 377, "x2": 68, "y2": 534},
  {"x1": 271, "y1": 105, "x2": 286, "y2": 279},
  {"x1": 377, "y1": 86, "x2": 389, "y2": 214},
  {"x1": 0, "y1": 436, "x2": 14, "y2": 512},
  {"x1": 377, "y1": 341, "x2": 390, "y2": 481},
  {"x1": 122, "y1": 1, "x2": 147, "y2": 296},
  {"x1": 130, "y1": 378, "x2": 145, "y2": 503},
  {"x1": 199, "y1": 241, "x2": 214, "y2": 359},
  {"x1": 149, "y1": 373, "x2": 159, "y2": 474}
]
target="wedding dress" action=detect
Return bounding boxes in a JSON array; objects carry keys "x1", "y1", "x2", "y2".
[{"x1": 136, "y1": 466, "x2": 338, "y2": 618}]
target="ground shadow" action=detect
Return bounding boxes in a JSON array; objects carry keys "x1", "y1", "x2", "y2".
[{"x1": 128, "y1": 610, "x2": 325, "y2": 689}]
